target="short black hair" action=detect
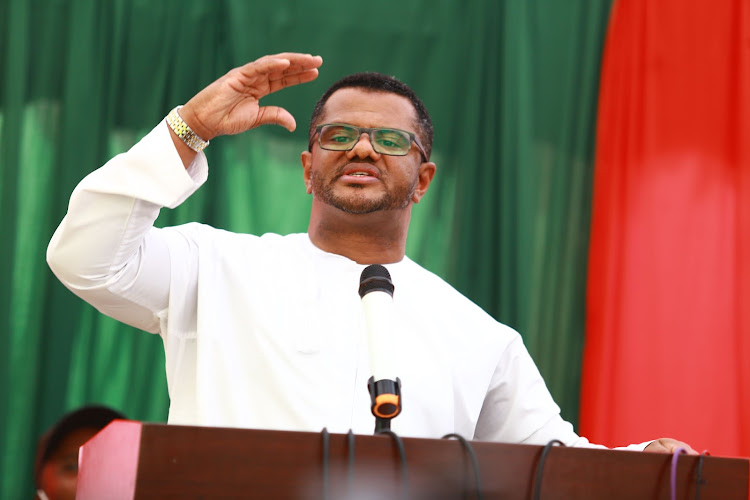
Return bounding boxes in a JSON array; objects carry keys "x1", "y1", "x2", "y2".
[
  {"x1": 309, "y1": 72, "x2": 433, "y2": 159},
  {"x1": 34, "y1": 405, "x2": 125, "y2": 486}
]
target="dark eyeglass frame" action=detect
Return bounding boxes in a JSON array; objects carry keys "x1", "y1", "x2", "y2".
[{"x1": 309, "y1": 123, "x2": 428, "y2": 162}]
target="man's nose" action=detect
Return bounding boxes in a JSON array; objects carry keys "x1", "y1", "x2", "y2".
[{"x1": 347, "y1": 133, "x2": 381, "y2": 160}]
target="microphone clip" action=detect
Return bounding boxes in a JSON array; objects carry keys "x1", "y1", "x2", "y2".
[{"x1": 367, "y1": 376, "x2": 402, "y2": 433}]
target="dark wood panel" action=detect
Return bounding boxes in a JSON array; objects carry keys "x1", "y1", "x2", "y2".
[{"x1": 77, "y1": 421, "x2": 749, "y2": 499}]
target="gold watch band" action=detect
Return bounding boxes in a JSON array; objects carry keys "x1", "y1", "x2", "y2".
[{"x1": 166, "y1": 106, "x2": 210, "y2": 152}]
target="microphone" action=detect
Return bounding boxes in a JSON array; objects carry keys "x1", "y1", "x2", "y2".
[{"x1": 359, "y1": 264, "x2": 401, "y2": 432}]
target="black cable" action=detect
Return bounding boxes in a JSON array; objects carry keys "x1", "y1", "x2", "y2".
[
  {"x1": 321, "y1": 427, "x2": 330, "y2": 500},
  {"x1": 347, "y1": 429, "x2": 355, "y2": 498},
  {"x1": 695, "y1": 450, "x2": 709, "y2": 500},
  {"x1": 442, "y1": 433, "x2": 483, "y2": 500},
  {"x1": 377, "y1": 429, "x2": 410, "y2": 499},
  {"x1": 532, "y1": 439, "x2": 565, "y2": 500}
]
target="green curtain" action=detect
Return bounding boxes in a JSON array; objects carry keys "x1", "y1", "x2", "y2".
[{"x1": 0, "y1": 0, "x2": 612, "y2": 496}]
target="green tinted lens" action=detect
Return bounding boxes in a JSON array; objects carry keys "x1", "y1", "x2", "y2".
[
  {"x1": 372, "y1": 129, "x2": 411, "y2": 155},
  {"x1": 320, "y1": 125, "x2": 358, "y2": 150}
]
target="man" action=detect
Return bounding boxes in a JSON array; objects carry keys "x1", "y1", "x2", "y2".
[
  {"x1": 34, "y1": 406, "x2": 125, "y2": 500},
  {"x1": 47, "y1": 53, "x2": 690, "y2": 453}
]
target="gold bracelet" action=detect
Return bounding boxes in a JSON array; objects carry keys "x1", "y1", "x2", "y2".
[{"x1": 166, "y1": 106, "x2": 210, "y2": 152}]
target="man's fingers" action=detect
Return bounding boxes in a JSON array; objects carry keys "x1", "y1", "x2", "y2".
[
  {"x1": 263, "y1": 52, "x2": 323, "y2": 70},
  {"x1": 271, "y1": 56, "x2": 324, "y2": 77},
  {"x1": 255, "y1": 106, "x2": 296, "y2": 132},
  {"x1": 265, "y1": 57, "x2": 323, "y2": 88},
  {"x1": 644, "y1": 438, "x2": 698, "y2": 454},
  {"x1": 234, "y1": 58, "x2": 291, "y2": 84},
  {"x1": 682, "y1": 443, "x2": 699, "y2": 455},
  {"x1": 243, "y1": 54, "x2": 322, "y2": 79},
  {"x1": 268, "y1": 68, "x2": 320, "y2": 94},
  {"x1": 233, "y1": 55, "x2": 322, "y2": 98}
]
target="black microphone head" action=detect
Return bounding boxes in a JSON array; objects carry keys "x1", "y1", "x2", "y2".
[{"x1": 359, "y1": 264, "x2": 394, "y2": 298}]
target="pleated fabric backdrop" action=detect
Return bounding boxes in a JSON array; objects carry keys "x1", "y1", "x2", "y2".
[
  {"x1": 0, "y1": 1, "x2": 613, "y2": 497},
  {"x1": 581, "y1": 0, "x2": 750, "y2": 459}
]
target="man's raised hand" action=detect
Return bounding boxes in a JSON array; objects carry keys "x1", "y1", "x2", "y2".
[{"x1": 179, "y1": 53, "x2": 323, "y2": 140}]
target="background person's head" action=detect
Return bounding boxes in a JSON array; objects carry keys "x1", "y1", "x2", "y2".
[{"x1": 34, "y1": 405, "x2": 125, "y2": 500}]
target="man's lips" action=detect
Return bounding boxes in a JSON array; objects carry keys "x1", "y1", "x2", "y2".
[{"x1": 338, "y1": 163, "x2": 381, "y2": 183}]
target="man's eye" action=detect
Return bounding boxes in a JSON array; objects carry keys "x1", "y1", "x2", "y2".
[
  {"x1": 321, "y1": 126, "x2": 358, "y2": 145},
  {"x1": 331, "y1": 135, "x2": 353, "y2": 143},
  {"x1": 376, "y1": 133, "x2": 408, "y2": 149}
]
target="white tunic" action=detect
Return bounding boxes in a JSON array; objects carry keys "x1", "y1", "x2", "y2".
[{"x1": 47, "y1": 121, "x2": 626, "y2": 447}]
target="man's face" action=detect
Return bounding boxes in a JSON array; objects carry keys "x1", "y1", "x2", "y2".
[
  {"x1": 37, "y1": 427, "x2": 100, "y2": 500},
  {"x1": 302, "y1": 88, "x2": 434, "y2": 214}
]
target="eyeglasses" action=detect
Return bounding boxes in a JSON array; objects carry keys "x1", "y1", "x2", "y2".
[{"x1": 310, "y1": 123, "x2": 428, "y2": 161}]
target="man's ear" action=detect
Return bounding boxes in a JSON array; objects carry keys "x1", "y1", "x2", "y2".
[
  {"x1": 412, "y1": 162, "x2": 436, "y2": 203},
  {"x1": 300, "y1": 151, "x2": 313, "y2": 194}
]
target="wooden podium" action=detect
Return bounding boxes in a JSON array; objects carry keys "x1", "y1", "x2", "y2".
[{"x1": 77, "y1": 420, "x2": 748, "y2": 499}]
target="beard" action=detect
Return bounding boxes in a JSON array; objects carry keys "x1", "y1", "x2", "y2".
[{"x1": 310, "y1": 169, "x2": 418, "y2": 215}]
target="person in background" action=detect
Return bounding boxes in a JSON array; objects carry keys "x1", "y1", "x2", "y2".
[{"x1": 34, "y1": 405, "x2": 125, "y2": 500}]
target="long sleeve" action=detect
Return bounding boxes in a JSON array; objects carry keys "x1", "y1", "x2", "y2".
[
  {"x1": 474, "y1": 335, "x2": 650, "y2": 450},
  {"x1": 473, "y1": 335, "x2": 585, "y2": 445},
  {"x1": 47, "y1": 121, "x2": 208, "y2": 333}
]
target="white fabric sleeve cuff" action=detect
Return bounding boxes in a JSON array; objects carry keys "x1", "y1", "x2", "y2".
[{"x1": 76, "y1": 119, "x2": 209, "y2": 209}]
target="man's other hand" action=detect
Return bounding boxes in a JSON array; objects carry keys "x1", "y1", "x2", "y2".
[{"x1": 644, "y1": 438, "x2": 698, "y2": 454}]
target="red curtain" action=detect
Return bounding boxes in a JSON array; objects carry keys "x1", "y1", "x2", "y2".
[{"x1": 581, "y1": 0, "x2": 750, "y2": 458}]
